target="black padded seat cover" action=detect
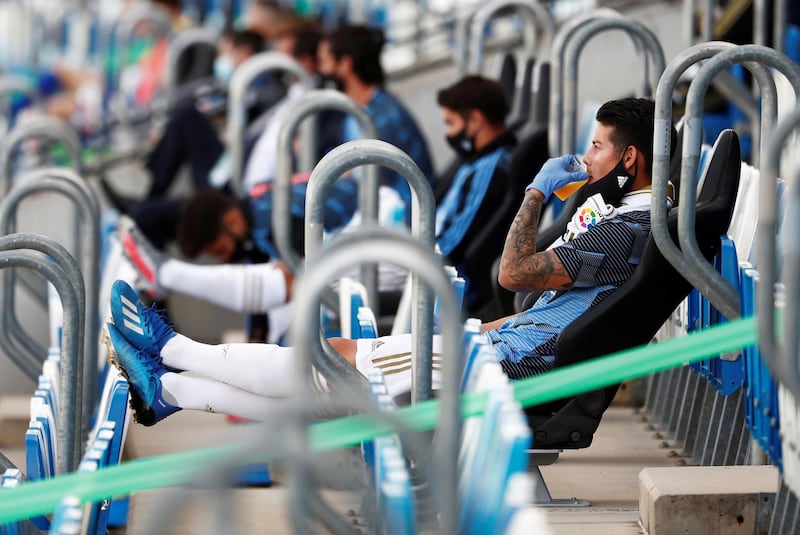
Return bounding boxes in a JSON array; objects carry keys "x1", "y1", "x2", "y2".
[
  {"x1": 526, "y1": 129, "x2": 742, "y2": 448},
  {"x1": 508, "y1": 58, "x2": 535, "y2": 132},
  {"x1": 498, "y1": 53, "x2": 517, "y2": 108}
]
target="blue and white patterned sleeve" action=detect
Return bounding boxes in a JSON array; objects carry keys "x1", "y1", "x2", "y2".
[{"x1": 552, "y1": 211, "x2": 651, "y2": 288}]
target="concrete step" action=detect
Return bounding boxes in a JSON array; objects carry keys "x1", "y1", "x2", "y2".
[{"x1": 639, "y1": 465, "x2": 779, "y2": 535}]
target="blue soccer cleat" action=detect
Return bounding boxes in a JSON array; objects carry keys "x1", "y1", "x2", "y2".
[
  {"x1": 110, "y1": 279, "x2": 176, "y2": 356},
  {"x1": 104, "y1": 322, "x2": 181, "y2": 426}
]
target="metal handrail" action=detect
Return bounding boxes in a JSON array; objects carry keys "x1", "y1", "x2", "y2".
[
  {"x1": 0, "y1": 116, "x2": 83, "y2": 196},
  {"x1": 466, "y1": 0, "x2": 555, "y2": 74},
  {"x1": 273, "y1": 89, "x2": 379, "y2": 307},
  {"x1": 226, "y1": 52, "x2": 316, "y2": 197},
  {"x1": 759, "y1": 107, "x2": 800, "y2": 399},
  {"x1": 561, "y1": 17, "x2": 665, "y2": 155},
  {"x1": 0, "y1": 75, "x2": 40, "y2": 108},
  {"x1": 651, "y1": 42, "x2": 772, "y2": 322},
  {"x1": 165, "y1": 26, "x2": 219, "y2": 90},
  {"x1": 774, "y1": 0, "x2": 789, "y2": 54},
  {"x1": 0, "y1": 171, "x2": 99, "y2": 422},
  {"x1": 112, "y1": 3, "x2": 172, "y2": 60},
  {"x1": 548, "y1": 8, "x2": 625, "y2": 156},
  {"x1": 305, "y1": 140, "x2": 437, "y2": 403},
  {"x1": 289, "y1": 225, "x2": 463, "y2": 535},
  {"x1": 679, "y1": 45, "x2": 800, "y2": 321},
  {"x1": 0, "y1": 238, "x2": 83, "y2": 474},
  {"x1": 682, "y1": 0, "x2": 714, "y2": 47}
]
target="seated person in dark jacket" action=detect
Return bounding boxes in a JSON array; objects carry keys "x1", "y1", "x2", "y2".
[{"x1": 435, "y1": 75, "x2": 517, "y2": 319}]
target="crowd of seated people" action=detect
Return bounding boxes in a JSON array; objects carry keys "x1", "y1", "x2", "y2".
[
  {"x1": 10, "y1": 1, "x2": 670, "y2": 355},
  {"x1": 102, "y1": 2, "x2": 551, "y2": 333},
  {"x1": 109, "y1": 96, "x2": 662, "y2": 424}
]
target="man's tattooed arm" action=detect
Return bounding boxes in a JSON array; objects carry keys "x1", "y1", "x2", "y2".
[{"x1": 497, "y1": 189, "x2": 574, "y2": 292}]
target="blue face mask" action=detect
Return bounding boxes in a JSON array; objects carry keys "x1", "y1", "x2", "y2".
[{"x1": 213, "y1": 56, "x2": 235, "y2": 85}]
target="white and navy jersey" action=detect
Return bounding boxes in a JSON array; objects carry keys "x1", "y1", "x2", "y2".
[{"x1": 487, "y1": 206, "x2": 652, "y2": 378}]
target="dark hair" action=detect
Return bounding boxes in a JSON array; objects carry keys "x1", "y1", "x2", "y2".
[
  {"x1": 177, "y1": 190, "x2": 238, "y2": 258},
  {"x1": 253, "y1": 0, "x2": 283, "y2": 10},
  {"x1": 281, "y1": 20, "x2": 322, "y2": 60},
  {"x1": 231, "y1": 29, "x2": 265, "y2": 55},
  {"x1": 152, "y1": 0, "x2": 181, "y2": 11},
  {"x1": 595, "y1": 97, "x2": 657, "y2": 174},
  {"x1": 436, "y1": 75, "x2": 509, "y2": 126},
  {"x1": 326, "y1": 25, "x2": 385, "y2": 85}
]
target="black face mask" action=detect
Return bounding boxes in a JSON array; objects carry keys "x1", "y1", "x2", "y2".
[
  {"x1": 320, "y1": 74, "x2": 345, "y2": 92},
  {"x1": 228, "y1": 238, "x2": 255, "y2": 264},
  {"x1": 446, "y1": 128, "x2": 475, "y2": 159},
  {"x1": 580, "y1": 156, "x2": 637, "y2": 207}
]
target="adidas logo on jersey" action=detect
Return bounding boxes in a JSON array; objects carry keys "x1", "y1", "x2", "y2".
[{"x1": 371, "y1": 340, "x2": 385, "y2": 352}]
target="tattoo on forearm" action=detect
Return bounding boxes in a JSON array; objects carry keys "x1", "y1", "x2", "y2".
[{"x1": 500, "y1": 192, "x2": 572, "y2": 290}]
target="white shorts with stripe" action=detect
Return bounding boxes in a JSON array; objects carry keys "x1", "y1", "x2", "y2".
[{"x1": 311, "y1": 334, "x2": 443, "y2": 398}]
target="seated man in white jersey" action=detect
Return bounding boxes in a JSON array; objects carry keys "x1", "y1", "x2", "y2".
[{"x1": 105, "y1": 98, "x2": 667, "y2": 426}]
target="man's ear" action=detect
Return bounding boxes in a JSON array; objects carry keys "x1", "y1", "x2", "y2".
[
  {"x1": 340, "y1": 54, "x2": 354, "y2": 76},
  {"x1": 467, "y1": 109, "x2": 484, "y2": 135},
  {"x1": 624, "y1": 145, "x2": 640, "y2": 171}
]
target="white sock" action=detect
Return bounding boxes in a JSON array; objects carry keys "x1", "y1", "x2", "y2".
[
  {"x1": 159, "y1": 259, "x2": 287, "y2": 313},
  {"x1": 161, "y1": 373, "x2": 288, "y2": 421},
  {"x1": 161, "y1": 334, "x2": 296, "y2": 398}
]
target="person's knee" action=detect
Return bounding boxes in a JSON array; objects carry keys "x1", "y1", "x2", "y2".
[{"x1": 329, "y1": 338, "x2": 357, "y2": 366}]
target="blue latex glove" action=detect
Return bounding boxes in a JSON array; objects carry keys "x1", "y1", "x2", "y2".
[{"x1": 525, "y1": 155, "x2": 589, "y2": 202}]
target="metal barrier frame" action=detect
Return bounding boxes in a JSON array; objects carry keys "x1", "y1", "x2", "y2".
[
  {"x1": 289, "y1": 225, "x2": 463, "y2": 535},
  {"x1": 657, "y1": 45, "x2": 800, "y2": 321},
  {"x1": 305, "y1": 140, "x2": 437, "y2": 402},
  {"x1": 0, "y1": 116, "x2": 83, "y2": 196},
  {"x1": 547, "y1": 8, "x2": 628, "y2": 157},
  {"x1": 226, "y1": 52, "x2": 316, "y2": 197},
  {"x1": 0, "y1": 235, "x2": 84, "y2": 474},
  {"x1": 560, "y1": 17, "x2": 665, "y2": 156},
  {"x1": 112, "y1": 3, "x2": 172, "y2": 61},
  {"x1": 758, "y1": 106, "x2": 800, "y2": 399},
  {"x1": 651, "y1": 42, "x2": 785, "y2": 321},
  {"x1": 467, "y1": 0, "x2": 554, "y2": 74},
  {"x1": 165, "y1": 26, "x2": 220, "y2": 90},
  {"x1": 0, "y1": 169, "x2": 100, "y2": 421},
  {"x1": 274, "y1": 89, "x2": 379, "y2": 307}
]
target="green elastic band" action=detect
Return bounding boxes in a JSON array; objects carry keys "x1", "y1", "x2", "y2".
[{"x1": 0, "y1": 316, "x2": 758, "y2": 523}]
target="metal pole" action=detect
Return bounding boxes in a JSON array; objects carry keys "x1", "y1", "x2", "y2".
[
  {"x1": 774, "y1": 0, "x2": 788, "y2": 53},
  {"x1": 683, "y1": 0, "x2": 697, "y2": 47},
  {"x1": 226, "y1": 52, "x2": 315, "y2": 197},
  {"x1": 165, "y1": 26, "x2": 219, "y2": 89},
  {"x1": 699, "y1": 0, "x2": 713, "y2": 42},
  {"x1": 305, "y1": 140, "x2": 437, "y2": 402},
  {"x1": 274, "y1": 90, "x2": 378, "y2": 307},
  {"x1": 548, "y1": 8, "x2": 622, "y2": 157},
  {"x1": 0, "y1": 246, "x2": 82, "y2": 474},
  {"x1": 753, "y1": 0, "x2": 768, "y2": 46},
  {"x1": 290, "y1": 225, "x2": 463, "y2": 534},
  {"x1": 758, "y1": 107, "x2": 800, "y2": 400},
  {"x1": 562, "y1": 17, "x2": 665, "y2": 155},
  {"x1": 0, "y1": 116, "x2": 83, "y2": 195},
  {"x1": 651, "y1": 42, "x2": 766, "y2": 325},
  {"x1": 467, "y1": 0, "x2": 554, "y2": 74},
  {"x1": 681, "y1": 45, "x2": 800, "y2": 320},
  {"x1": 0, "y1": 174, "x2": 97, "y2": 427}
]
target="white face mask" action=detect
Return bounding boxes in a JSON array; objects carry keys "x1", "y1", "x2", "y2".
[{"x1": 213, "y1": 56, "x2": 235, "y2": 85}]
